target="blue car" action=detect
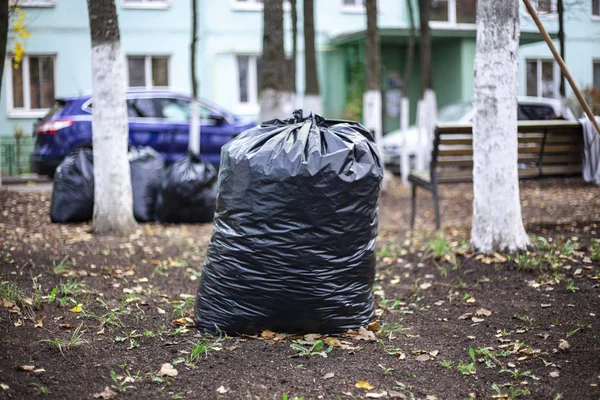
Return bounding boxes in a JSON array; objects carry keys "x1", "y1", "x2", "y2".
[{"x1": 30, "y1": 90, "x2": 256, "y2": 177}]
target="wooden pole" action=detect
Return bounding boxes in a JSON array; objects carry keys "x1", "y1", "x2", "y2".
[{"x1": 522, "y1": 0, "x2": 600, "y2": 136}]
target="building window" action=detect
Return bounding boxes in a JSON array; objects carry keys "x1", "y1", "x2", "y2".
[
  {"x1": 526, "y1": 59, "x2": 559, "y2": 98},
  {"x1": 237, "y1": 55, "x2": 261, "y2": 105},
  {"x1": 122, "y1": 0, "x2": 170, "y2": 8},
  {"x1": 127, "y1": 56, "x2": 169, "y2": 89},
  {"x1": 7, "y1": 55, "x2": 55, "y2": 115},
  {"x1": 430, "y1": 0, "x2": 476, "y2": 25},
  {"x1": 232, "y1": 0, "x2": 291, "y2": 11},
  {"x1": 594, "y1": 61, "x2": 600, "y2": 91},
  {"x1": 343, "y1": 0, "x2": 366, "y2": 7},
  {"x1": 593, "y1": 0, "x2": 600, "y2": 17},
  {"x1": 535, "y1": 0, "x2": 555, "y2": 13},
  {"x1": 236, "y1": 55, "x2": 294, "y2": 105},
  {"x1": 9, "y1": 0, "x2": 55, "y2": 7}
]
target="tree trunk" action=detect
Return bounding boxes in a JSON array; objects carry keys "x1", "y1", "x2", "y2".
[
  {"x1": 418, "y1": 0, "x2": 432, "y2": 94},
  {"x1": 404, "y1": 0, "x2": 416, "y2": 93},
  {"x1": 557, "y1": 0, "x2": 569, "y2": 116},
  {"x1": 0, "y1": 1, "x2": 8, "y2": 188},
  {"x1": 87, "y1": 0, "x2": 136, "y2": 235},
  {"x1": 364, "y1": 0, "x2": 382, "y2": 153},
  {"x1": 303, "y1": 0, "x2": 321, "y2": 115},
  {"x1": 402, "y1": 0, "x2": 416, "y2": 131},
  {"x1": 0, "y1": 0, "x2": 8, "y2": 98},
  {"x1": 259, "y1": 0, "x2": 286, "y2": 121},
  {"x1": 471, "y1": 0, "x2": 529, "y2": 253},
  {"x1": 189, "y1": 0, "x2": 200, "y2": 155},
  {"x1": 291, "y1": 0, "x2": 297, "y2": 94}
]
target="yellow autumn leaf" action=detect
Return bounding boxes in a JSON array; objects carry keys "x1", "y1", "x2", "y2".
[
  {"x1": 71, "y1": 305, "x2": 82, "y2": 313},
  {"x1": 355, "y1": 381, "x2": 374, "y2": 390}
]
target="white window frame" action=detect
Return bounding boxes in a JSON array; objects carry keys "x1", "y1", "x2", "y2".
[
  {"x1": 525, "y1": 58, "x2": 560, "y2": 99},
  {"x1": 341, "y1": 0, "x2": 366, "y2": 13},
  {"x1": 5, "y1": 54, "x2": 57, "y2": 118},
  {"x1": 592, "y1": 0, "x2": 600, "y2": 20},
  {"x1": 429, "y1": 0, "x2": 476, "y2": 29},
  {"x1": 126, "y1": 55, "x2": 170, "y2": 90},
  {"x1": 231, "y1": 0, "x2": 291, "y2": 12},
  {"x1": 121, "y1": 0, "x2": 170, "y2": 9},
  {"x1": 9, "y1": 0, "x2": 55, "y2": 7},
  {"x1": 234, "y1": 54, "x2": 260, "y2": 115}
]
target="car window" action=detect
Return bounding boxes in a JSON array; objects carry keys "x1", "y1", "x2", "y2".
[
  {"x1": 127, "y1": 98, "x2": 158, "y2": 118},
  {"x1": 156, "y1": 98, "x2": 222, "y2": 121},
  {"x1": 157, "y1": 98, "x2": 190, "y2": 121},
  {"x1": 438, "y1": 101, "x2": 473, "y2": 122},
  {"x1": 518, "y1": 104, "x2": 557, "y2": 120}
]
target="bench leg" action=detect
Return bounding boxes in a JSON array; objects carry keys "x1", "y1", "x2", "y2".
[
  {"x1": 410, "y1": 184, "x2": 417, "y2": 230},
  {"x1": 432, "y1": 187, "x2": 441, "y2": 230}
]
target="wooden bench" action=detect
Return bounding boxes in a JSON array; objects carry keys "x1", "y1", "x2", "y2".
[{"x1": 409, "y1": 121, "x2": 584, "y2": 229}]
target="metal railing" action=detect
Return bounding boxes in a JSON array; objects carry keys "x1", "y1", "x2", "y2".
[{"x1": 1, "y1": 135, "x2": 35, "y2": 176}]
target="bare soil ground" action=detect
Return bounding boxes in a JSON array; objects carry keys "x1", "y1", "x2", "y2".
[{"x1": 1, "y1": 177, "x2": 599, "y2": 400}]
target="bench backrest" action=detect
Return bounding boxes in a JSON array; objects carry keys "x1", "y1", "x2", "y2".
[{"x1": 431, "y1": 121, "x2": 584, "y2": 183}]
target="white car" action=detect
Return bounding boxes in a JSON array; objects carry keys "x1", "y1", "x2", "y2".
[{"x1": 382, "y1": 96, "x2": 576, "y2": 173}]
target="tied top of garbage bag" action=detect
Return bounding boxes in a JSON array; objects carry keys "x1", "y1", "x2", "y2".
[
  {"x1": 220, "y1": 110, "x2": 382, "y2": 181},
  {"x1": 195, "y1": 111, "x2": 384, "y2": 335}
]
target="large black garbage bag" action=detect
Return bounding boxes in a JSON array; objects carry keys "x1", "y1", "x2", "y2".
[
  {"x1": 156, "y1": 152, "x2": 217, "y2": 223},
  {"x1": 129, "y1": 147, "x2": 164, "y2": 222},
  {"x1": 195, "y1": 112, "x2": 383, "y2": 334},
  {"x1": 50, "y1": 147, "x2": 94, "y2": 223}
]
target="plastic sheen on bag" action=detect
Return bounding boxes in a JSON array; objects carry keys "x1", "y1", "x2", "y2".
[
  {"x1": 156, "y1": 151, "x2": 218, "y2": 223},
  {"x1": 195, "y1": 111, "x2": 383, "y2": 335},
  {"x1": 50, "y1": 147, "x2": 95, "y2": 223},
  {"x1": 129, "y1": 147, "x2": 164, "y2": 222}
]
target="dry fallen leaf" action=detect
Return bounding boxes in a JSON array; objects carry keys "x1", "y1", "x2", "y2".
[
  {"x1": 324, "y1": 337, "x2": 342, "y2": 347},
  {"x1": 366, "y1": 391, "x2": 388, "y2": 398},
  {"x1": 172, "y1": 317, "x2": 194, "y2": 327},
  {"x1": 71, "y1": 304, "x2": 83, "y2": 313},
  {"x1": 367, "y1": 321, "x2": 380, "y2": 331},
  {"x1": 157, "y1": 307, "x2": 166, "y2": 315},
  {"x1": 17, "y1": 365, "x2": 35, "y2": 372},
  {"x1": 323, "y1": 372, "x2": 335, "y2": 379},
  {"x1": 476, "y1": 308, "x2": 492, "y2": 317},
  {"x1": 261, "y1": 330, "x2": 276, "y2": 340},
  {"x1": 419, "y1": 282, "x2": 432, "y2": 290},
  {"x1": 471, "y1": 317, "x2": 485, "y2": 323},
  {"x1": 216, "y1": 385, "x2": 230, "y2": 394},
  {"x1": 355, "y1": 327, "x2": 376, "y2": 342},
  {"x1": 355, "y1": 381, "x2": 374, "y2": 390},
  {"x1": 93, "y1": 387, "x2": 117, "y2": 399},
  {"x1": 0, "y1": 383, "x2": 8, "y2": 391},
  {"x1": 389, "y1": 390, "x2": 408, "y2": 399},
  {"x1": 550, "y1": 371, "x2": 560, "y2": 378},
  {"x1": 157, "y1": 363, "x2": 178, "y2": 377},
  {"x1": 416, "y1": 354, "x2": 430, "y2": 362},
  {"x1": 558, "y1": 339, "x2": 570, "y2": 351},
  {"x1": 304, "y1": 333, "x2": 322, "y2": 342},
  {"x1": 458, "y1": 313, "x2": 473, "y2": 320}
]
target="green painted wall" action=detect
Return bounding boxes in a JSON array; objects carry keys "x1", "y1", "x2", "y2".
[
  {"x1": 321, "y1": 49, "x2": 346, "y2": 119},
  {"x1": 432, "y1": 39, "x2": 463, "y2": 108},
  {"x1": 460, "y1": 39, "x2": 476, "y2": 101}
]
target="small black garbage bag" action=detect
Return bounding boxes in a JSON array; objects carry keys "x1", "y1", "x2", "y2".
[
  {"x1": 129, "y1": 147, "x2": 164, "y2": 222},
  {"x1": 156, "y1": 152, "x2": 218, "y2": 223},
  {"x1": 50, "y1": 147, "x2": 94, "y2": 223},
  {"x1": 195, "y1": 111, "x2": 383, "y2": 334}
]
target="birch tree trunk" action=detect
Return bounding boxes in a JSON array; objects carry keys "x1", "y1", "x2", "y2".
[
  {"x1": 471, "y1": 0, "x2": 529, "y2": 253},
  {"x1": 259, "y1": 0, "x2": 286, "y2": 122},
  {"x1": 364, "y1": 0, "x2": 382, "y2": 153},
  {"x1": 415, "y1": 0, "x2": 436, "y2": 173},
  {"x1": 189, "y1": 0, "x2": 200, "y2": 155},
  {"x1": 0, "y1": 1, "x2": 8, "y2": 188},
  {"x1": 303, "y1": 0, "x2": 321, "y2": 115},
  {"x1": 87, "y1": 0, "x2": 136, "y2": 235},
  {"x1": 291, "y1": 0, "x2": 297, "y2": 95}
]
